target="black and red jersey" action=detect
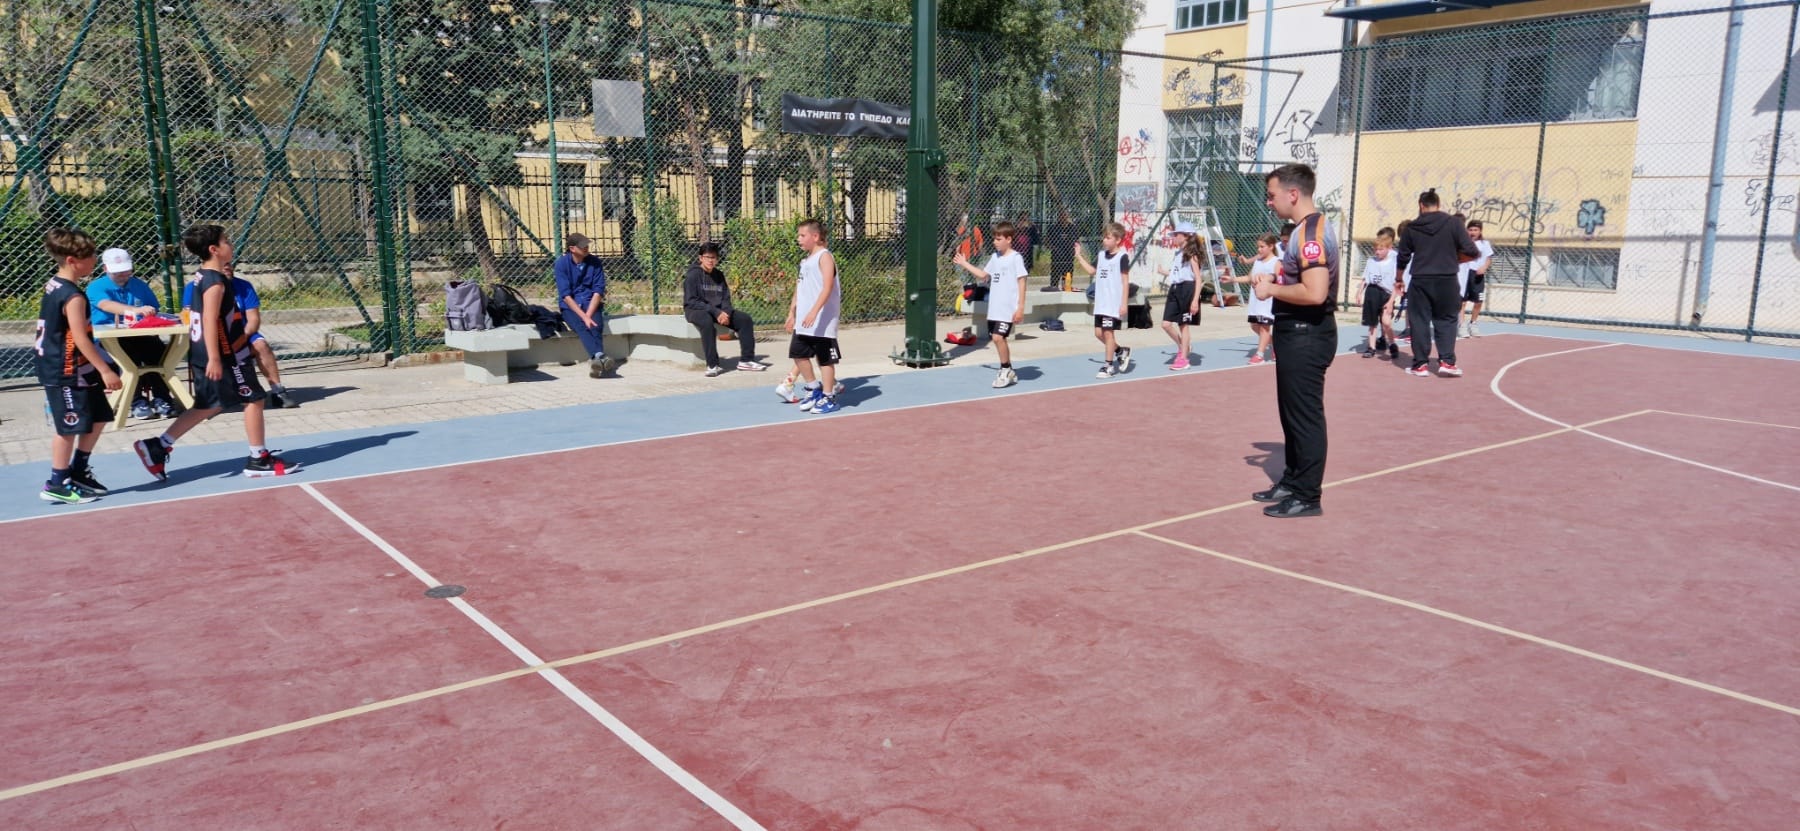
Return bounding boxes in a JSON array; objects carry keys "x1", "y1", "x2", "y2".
[{"x1": 35, "y1": 275, "x2": 97, "y2": 386}]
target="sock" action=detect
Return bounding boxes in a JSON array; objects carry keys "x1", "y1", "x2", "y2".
[
  {"x1": 249, "y1": 445, "x2": 267, "y2": 458},
  {"x1": 270, "y1": 383, "x2": 287, "y2": 394},
  {"x1": 158, "y1": 433, "x2": 175, "y2": 449},
  {"x1": 1001, "y1": 362, "x2": 1012, "y2": 369},
  {"x1": 72, "y1": 449, "x2": 92, "y2": 472},
  {"x1": 49, "y1": 467, "x2": 70, "y2": 487},
  {"x1": 805, "y1": 381, "x2": 821, "y2": 390},
  {"x1": 594, "y1": 351, "x2": 606, "y2": 359}
]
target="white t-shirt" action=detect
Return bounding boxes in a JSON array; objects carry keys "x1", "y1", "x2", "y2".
[
  {"x1": 1246, "y1": 256, "x2": 1279, "y2": 319},
  {"x1": 983, "y1": 251, "x2": 1027, "y2": 322},
  {"x1": 1457, "y1": 240, "x2": 1494, "y2": 292},
  {"x1": 1092, "y1": 249, "x2": 1130, "y2": 317},
  {"x1": 795, "y1": 248, "x2": 841, "y2": 338},
  {"x1": 1166, "y1": 251, "x2": 1196, "y2": 285},
  {"x1": 1364, "y1": 251, "x2": 1398, "y2": 292}
]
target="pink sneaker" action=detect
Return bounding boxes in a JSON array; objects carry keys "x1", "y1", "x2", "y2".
[
  {"x1": 1248, "y1": 354, "x2": 1265, "y2": 365},
  {"x1": 1170, "y1": 357, "x2": 1190, "y2": 371}
]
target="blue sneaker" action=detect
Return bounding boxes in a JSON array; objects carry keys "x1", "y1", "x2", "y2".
[
  {"x1": 798, "y1": 385, "x2": 825, "y2": 413},
  {"x1": 810, "y1": 395, "x2": 840, "y2": 414}
]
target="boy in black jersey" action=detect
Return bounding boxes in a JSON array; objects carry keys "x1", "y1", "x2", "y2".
[
  {"x1": 133, "y1": 225, "x2": 299, "y2": 481},
  {"x1": 36, "y1": 229, "x2": 123, "y2": 505}
]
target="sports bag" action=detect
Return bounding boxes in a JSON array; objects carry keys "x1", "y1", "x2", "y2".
[
  {"x1": 485, "y1": 284, "x2": 535, "y2": 326},
  {"x1": 445, "y1": 280, "x2": 490, "y2": 331}
]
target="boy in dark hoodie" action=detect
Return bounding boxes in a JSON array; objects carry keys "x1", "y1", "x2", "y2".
[
  {"x1": 1395, "y1": 189, "x2": 1481, "y2": 377},
  {"x1": 683, "y1": 242, "x2": 767, "y2": 376}
]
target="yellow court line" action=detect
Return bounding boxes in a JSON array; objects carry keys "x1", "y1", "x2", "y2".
[
  {"x1": 0, "y1": 410, "x2": 1651, "y2": 804},
  {"x1": 1133, "y1": 530, "x2": 1800, "y2": 719},
  {"x1": 1647, "y1": 410, "x2": 1800, "y2": 431}
]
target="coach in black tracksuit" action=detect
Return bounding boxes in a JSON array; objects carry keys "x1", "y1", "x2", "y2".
[{"x1": 1396, "y1": 189, "x2": 1480, "y2": 375}]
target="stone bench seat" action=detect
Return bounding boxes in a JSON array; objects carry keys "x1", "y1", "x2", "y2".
[{"x1": 444, "y1": 314, "x2": 718, "y2": 385}]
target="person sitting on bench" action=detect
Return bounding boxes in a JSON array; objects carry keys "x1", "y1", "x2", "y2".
[{"x1": 682, "y1": 242, "x2": 767, "y2": 376}]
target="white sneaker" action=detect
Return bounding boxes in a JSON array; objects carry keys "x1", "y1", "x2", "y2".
[
  {"x1": 776, "y1": 377, "x2": 799, "y2": 403},
  {"x1": 1468, "y1": 323, "x2": 1482, "y2": 337},
  {"x1": 1117, "y1": 347, "x2": 1133, "y2": 372},
  {"x1": 1458, "y1": 324, "x2": 1470, "y2": 339},
  {"x1": 1096, "y1": 364, "x2": 1118, "y2": 379},
  {"x1": 992, "y1": 369, "x2": 1016, "y2": 389}
]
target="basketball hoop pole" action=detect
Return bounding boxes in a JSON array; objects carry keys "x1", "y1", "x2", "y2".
[{"x1": 897, "y1": 0, "x2": 948, "y2": 367}]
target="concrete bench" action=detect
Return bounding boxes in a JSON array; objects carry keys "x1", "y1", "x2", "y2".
[
  {"x1": 443, "y1": 314, "x2": 716, "y2": 385},
  {"x1": 966, "y1": 290, "x2": 1095, "y2": 336}
]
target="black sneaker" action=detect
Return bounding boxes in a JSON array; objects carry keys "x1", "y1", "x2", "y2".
[
  {"x1": 69, "y1": 467, "x2": 109, "y2": 497},
  {"x1": 1376, "y1": 336, "x2": 1388, "y2": 351},
  {"x1": 590, "y1": 355, "x2": 618, "y2": 378},
  {"x1": 245, "y1": 451, "x2": 301, "y2": 478},
  {"x1": 1388, "y1": 344, "x2": 1401, "y2": 361},
  {"x1": 1251, "y1": 484, "x2": 1293, "y2": 503},
  {"x1": 1264, "y1": 496, "x2": 1322, "y2": 518},
  {"x1": 133, "y1": 439, "x2": 170, "y2": 482},
  {"x1": 266, "y1": 385, "x2": 292, "y2": 409}
]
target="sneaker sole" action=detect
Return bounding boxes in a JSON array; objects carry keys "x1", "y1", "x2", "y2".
[
  {"x1": 133, "y1": 442, "x2": 168, "y2": 481},
  {"x1": 39, "y1": 490, "x2": 95, "y2": 505},
  {"x1": 244, "y1": 461, "x2": 302, "y2": 478}
]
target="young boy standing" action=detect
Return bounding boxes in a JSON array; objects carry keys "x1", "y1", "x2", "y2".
[
  {"x1": 785, "y1": 219, "x2": 845, "y2": 414},
  {"x1": 1073, "y1": 222, "x2": 1133, "y2": 378},
  {"x1": 953, "y1": 220, "x2": 1028, "y2": 388},
  {"x1": 134, "y1": 225, "x2": 299, "y2": 480},
  {"x1": 36, "y1": 229, "x2": 123, "y2": 504},
  {"x1": 1356, "y1": 227, "x2": 1400, "y2": 360},
  {"x1": 1459, "y1": 220, "x2": 1494, "y2": 338}
]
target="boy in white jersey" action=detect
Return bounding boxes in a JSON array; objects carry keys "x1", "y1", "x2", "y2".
[
  {"x1": 1156, "y1": 221, "x2": 1204, "y2": 370},
  {"x1": 1355, "y1": 227, "x2": 1400, "y2": 360},
  {"x1": 1073, "y1": 221, "x2": 1133, "y2": 378},
  {"x1": 953, "y1": 220, "x2": 1028, "y2": 388},
  {"x1": 784, "y1": 219, "x2": 845, "y2": 414},
  {"x1": 1458, "y1": 219, "x2": 1494, "y2": 337}
]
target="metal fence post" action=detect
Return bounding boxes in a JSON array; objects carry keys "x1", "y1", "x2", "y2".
[
  {"x1": 1747, "y1": 0, "x2": 1800, "y2": 340},
  {"x1": 134, "y1": 0, "x2": 183, "y2": 305},
  {"x1": 359, "y1": 0, "x2": 401, "y2": 352},
  {"x1": 535, "y1": 0, "x2": 562, "y2": 250},
  {"x1": 1519, "y1": 111, "x2": 1550, "y2": 323},
  {"x1": 1342, "y1": 45, "x2": 1368, "y2": 308},
  {"x1": 897, "y1": 0, "x2": 945, "y2": 366},
  {"x1": 639, "y1": 0, "x2": 659, "y2": 312}
]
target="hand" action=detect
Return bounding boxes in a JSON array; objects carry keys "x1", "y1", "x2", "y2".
[
  {"x1": 100, "y1": 370, "x2": 122, "y2": 392},
  {"x1": 952, "y1": 252, "x2": 968, "y2": 268},
  {"x1": 801, "y1": 312, "x2": 818, "y2": 329},
  {"x1": 717, "y1": 311, "x2": 731, "y2": 326},
  {"x1": 784, "y1": 314, "x2": 795, "y2": 333},
  {"x1": 205, "y1": 363, "x2": 223, "y2": 381},
  {"x1": 138, "y1": 305, "x2": 156, "y2": 317},
  {"x1": 1188, "y1": 304, "x2": 1199, "y2": 317},
  {"x1": 1253, "y1": 279, "x2": 1274, "y2": 301}
]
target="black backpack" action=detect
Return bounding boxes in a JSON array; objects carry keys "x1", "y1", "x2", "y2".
[{"x1": 486, "y1": 284, "x2": 534, "y2": 326}]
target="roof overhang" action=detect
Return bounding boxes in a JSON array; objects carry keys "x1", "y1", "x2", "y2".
[{"x1": 1324, "y1": 0, "x2": 1543, "y2": 23}]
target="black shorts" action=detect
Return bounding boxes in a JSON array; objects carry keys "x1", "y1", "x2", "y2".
[
  {"x1": 190, "y1": 359, "x2": 266, "y2": 410},
  {"x1": 987, "y1": 320, "x2": 1015, "y2": 339},
  {"x1": 1162, "y1": 282, "x2": 1201, "y2": 325},
  {"x1": 788, "y1": 334, "x2": 841, "y2": 366},
  {"x1": 44, "y1": 382, "x2": 114, "y2": 436},
  {"x1": 1094, "y1": 315, "x2": 1121, "y2": 331},
  {"x1": 1247, "y1": 315, "x2": 1274, "y2": 325},
  {"x1": 1361, "y1": 286, "x2": 1393, "y2": 327},
  {"x1": 1463, "y1": 276, "x2": 1486, "y2": 303}
]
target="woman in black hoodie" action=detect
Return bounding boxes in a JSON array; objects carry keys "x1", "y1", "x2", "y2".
[{"x1": 683, "y1": 242, "x2": 768, "y2": 376}]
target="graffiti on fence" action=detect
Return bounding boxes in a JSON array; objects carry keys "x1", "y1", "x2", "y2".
[{"x1": 1119, "y1": 128, "x2": 1157, "y2": 177}]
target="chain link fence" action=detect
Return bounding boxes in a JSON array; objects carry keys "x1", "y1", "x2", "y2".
[{"x1": 7, "y1": 0, "x2": 1797, "y2": 381}]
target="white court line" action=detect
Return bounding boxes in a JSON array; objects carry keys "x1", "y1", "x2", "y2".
[
  {"x1": 1489, "y1": 344, "x2": 1800, "y2": 494},
  {"x1": 1135, "y1": 531, "x2": 1800, "y2": 718},
  {"x1": 1647, "y1": 410, "x2": 1800, "y2": 431},
  {"x1": 299, "y1": 484, "x2": 766, "y2": 831},
  {"x1": 0, "y1": 346, "x2": 1273, "y2": 528}
]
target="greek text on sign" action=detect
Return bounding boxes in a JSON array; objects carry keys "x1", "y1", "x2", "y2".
[{"x1": 780, "y1": 93, "x2": 911, "y2": 140}]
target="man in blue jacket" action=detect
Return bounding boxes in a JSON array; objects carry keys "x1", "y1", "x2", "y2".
[{"x1": 554, "y1": 233, "x2": 616, "y2": 378}]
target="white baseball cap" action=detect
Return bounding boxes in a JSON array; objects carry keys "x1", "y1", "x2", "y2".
[
  {"x1": 1173, "y1": 221, "x2": 1199, "y2": 235},
  {"x1": 101, "y1": 248, "x2": 133, "y2": 274}
]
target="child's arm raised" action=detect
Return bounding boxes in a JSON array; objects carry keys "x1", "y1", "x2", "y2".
[
  {"x1": 63, "y1": 296, "x2": 120, "y2": 391},
  {"x1": 1072, "y1": 241, "x2": 1096, "y2": 276},
  {"x1": 952, "y1": 251, "x2": 988, "y2": 281}
]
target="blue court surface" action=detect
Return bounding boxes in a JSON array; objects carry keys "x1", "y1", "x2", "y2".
[{"x1": 1, "y1": 323, "x2": 1791, "y2": 524}]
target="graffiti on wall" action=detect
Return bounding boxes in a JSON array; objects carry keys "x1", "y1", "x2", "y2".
[
  {"x1": 1749, "y1": 130, "x2": 1797, "y2": 169},
  {"x1": 1743, "y1": 178, "x2": 1799, "y2": 218},
  {"x1": 1165, "y1": 67, "x2": 1246, "y2": 109},
  {"x1": 1575, "y1": 199, "x2": 1608, "y2": 236},
  {"x1": 1119, "y1": 128, "x2": 1157, "y2": 177},
  {"x1": 1115, "y1": 183, "x2": 1158, "y2": 214},
  {"x1": 1364, "y1": 165, "x2": 1628, "y2": 240},
  {"x1": 1271, "y1": 109, "x2": 1319, "y2": 167}
]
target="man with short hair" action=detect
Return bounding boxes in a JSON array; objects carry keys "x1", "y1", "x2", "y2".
[
  {"x1": 1395, "y1": 190, "x2": 1480, "y2": 376},
  {"x1": 1250, "y1": 163, "x2": 1338, "y2": 519},
  {"x1": 554, "y1": 233, "x2": 616, "y2": 378}
]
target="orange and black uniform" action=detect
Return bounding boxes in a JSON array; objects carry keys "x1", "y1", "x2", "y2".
[
  {"x1": 188, "y1": 268, "x2": 265, "y2": 409},
  {"x1": 36, "y1": 275, "x2": 114, "y2": 435},
  {"x1": 1272, "y1": 213, "x2": 1340, "y2": 503}
]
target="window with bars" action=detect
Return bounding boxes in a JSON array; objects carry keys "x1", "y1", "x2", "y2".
[
  {"x1": 558, "y1": 162, "x2": 587, "y2": 222},
  {"x1": 600, "y1": 179, "x2": 632, "y2": 221},
  {"x1": 1547, "y1": 248, "x2": 1619, "y2": 290},
  {"x1": 754, "y1": 177, "x2": 779, "y2": 218},
  {"x1": 415, "y1": 180, "x2": 455, "y2": 222},
  {"x1": 1484, "y1": 247, "x2": 1530, "y2": 285},
  {"x1": 1368, "y1": 11, "x2": 1646, "y2": 131},
  {"x1": 1175, "y1": 0, "x2": 1248, "y2": 31},
  {"x1": 1165, "y1": 106, "x2": 1242, "y2": 209}
]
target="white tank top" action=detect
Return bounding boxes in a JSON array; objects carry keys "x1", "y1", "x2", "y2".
[{"x1": 796, "y1": 248, "x2": 841, "y2": 338}]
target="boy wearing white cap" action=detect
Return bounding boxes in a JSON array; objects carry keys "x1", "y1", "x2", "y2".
[
  {"x1": 1157, "y1": 221, "x2": 1205, "y2": 370},
  {"x1": 86, "y1": 247, "x2": 178, "y2": 418}
]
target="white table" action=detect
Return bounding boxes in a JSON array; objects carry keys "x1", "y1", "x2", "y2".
[{"x1": 93, "y1": 323, "x2": 194, "y2": 430}]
